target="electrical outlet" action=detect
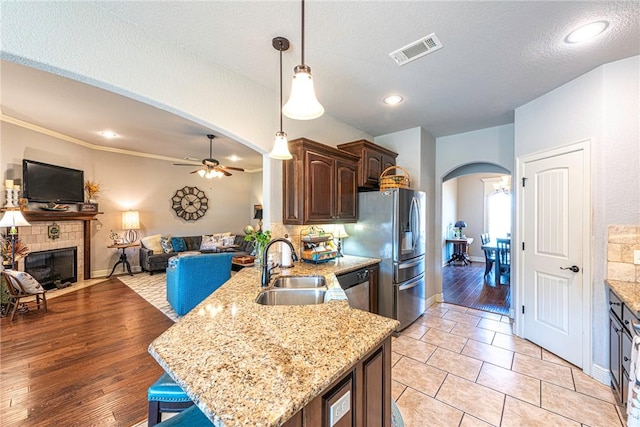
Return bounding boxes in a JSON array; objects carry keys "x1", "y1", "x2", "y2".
[
  {"x1": 329, "y1": 390, "x2": 350, "y2": 426},
  {"x1": 96, "y1": 224, "x2": 101, "y2": 231},
  {"x1": 634, "y1": 250, "x2": 640, "y2": 265}
]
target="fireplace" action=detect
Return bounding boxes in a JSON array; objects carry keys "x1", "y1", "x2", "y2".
[{"x1": 25, "y1": 247, "x2": 78, "y2": 289}]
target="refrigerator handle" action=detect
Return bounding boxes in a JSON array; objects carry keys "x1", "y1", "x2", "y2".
[
  {"x1": 398, "y1": 274, "x2": 424, "y2": 291},
  {"x1": 411, "y1": 197, "x2": 419, "y2": 250},
  {"x1": 398, "y1": 258, "x2": 423, "y2": 270}
]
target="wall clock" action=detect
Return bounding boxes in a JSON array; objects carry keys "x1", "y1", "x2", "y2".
[{"x1": 171, "y1": 186, "x2": 208, "y2": 221}]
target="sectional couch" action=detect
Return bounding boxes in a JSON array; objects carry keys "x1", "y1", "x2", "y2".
[{"x1": 139, "y1": 234, "x2": 253, "y2": 275}]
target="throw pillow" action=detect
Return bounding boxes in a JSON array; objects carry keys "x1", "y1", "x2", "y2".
[
  {"x1": 160, "y1": 236, "x2": 174, "y2": 253},
  {"x1": 4, "y1": 270, "x2": 45, "y2": 294},
  {"x1": 222, "y1": 235, "x2": 236, "y2": 246},
  {"x1": 200, "y1": 235, "x2": 222, "y2": 251},
  {"x1": 141, "y1": 234, "x2": 163, "y2": 253},
  {"x1": 171, "y1": 237, "x2": 187, "y2": 252}
]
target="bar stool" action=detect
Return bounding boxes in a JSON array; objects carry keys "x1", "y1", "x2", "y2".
[
  {"x1": 148, "y1": 373, "x2": 194, "y2": 426},
  {"x1": 156, "y1": 405, "x2": 213, "y2": 426}
]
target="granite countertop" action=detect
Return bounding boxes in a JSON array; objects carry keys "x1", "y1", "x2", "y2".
[
  {"x1": 149, "y1": 255, "x2": 399, "y2": 426},
  {"x1": 607, "y1": 279, "x2": 640, "y2": 315}
]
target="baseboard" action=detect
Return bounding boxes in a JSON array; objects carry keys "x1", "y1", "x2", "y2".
[
  {"x1": 92, "y1": 266, "x2": 142, "y2": 278},
  {"x1": 425, "y1": 293, "x2": 439, "y2": 308},
  {"x1": 591, "y1": 363, "x2": 611, "y2": 386}
]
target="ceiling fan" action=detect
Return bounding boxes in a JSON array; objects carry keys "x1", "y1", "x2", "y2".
[{"x1": 173, "y1": 134, "x2": 245, "y2": 178}]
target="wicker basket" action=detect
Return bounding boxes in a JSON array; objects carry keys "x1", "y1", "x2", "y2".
[{"x1": 379, "y1": 165, "x2": 410, "y2": 191}]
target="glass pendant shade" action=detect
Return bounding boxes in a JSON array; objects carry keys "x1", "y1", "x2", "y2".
[
  {"x1": 269, "y1": 131, "x2": 292, "y2": 160},
  {"x1": 197, "y1": 169, "x2": 206, "y2": 177},
  {"x1": 282, "y1": 65, "x2": 324, "y2": 120}
]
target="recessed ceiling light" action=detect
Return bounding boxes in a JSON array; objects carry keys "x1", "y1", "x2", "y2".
[
  {"x1": 99, "y1": 130, "x2": 118, "y2": 139},
  {"x1": 228, "y1": 155, "x2": 240, "y2": 162},
  {"x1": 383, "y1": 95, "x2": 404, "y2": 105},
  {"x1": 565, "y1": 21, "x2": 609, "y2": 44}
]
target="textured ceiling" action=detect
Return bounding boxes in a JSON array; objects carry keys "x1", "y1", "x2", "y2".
[{"x1": 2, "y1": 1, "x2": 639, "y2": 168}]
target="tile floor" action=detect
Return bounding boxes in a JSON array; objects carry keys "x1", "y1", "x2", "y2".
[{"x1": 392, "y1": 302, "x2": 623, "y2": 427}]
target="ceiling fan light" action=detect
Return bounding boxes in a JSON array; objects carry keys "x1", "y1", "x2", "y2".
[
  {"x1": 197, "y1": 169, "x2": 206, "y2": 177},
  {"x1": 283, "y1": 65, "x2": 324, "y2": 120},
  {"x1": 269, "y1": 131, "x2": 292, "y2": 160}
]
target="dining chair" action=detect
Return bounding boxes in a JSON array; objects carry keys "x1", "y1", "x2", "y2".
[
  {"x1": 481, "y1": 234, "x2": 495, "y2": 277},
  {"x1": 1, "y1": 270, "x2": 48, "y2": 321},
  {"x1": 496, "y1": 238, "x2": 511, "y2": 285}
]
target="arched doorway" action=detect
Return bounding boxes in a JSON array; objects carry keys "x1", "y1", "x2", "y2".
[{"x1": 441, "y1": 162, "x2": 512, "y2": 315}]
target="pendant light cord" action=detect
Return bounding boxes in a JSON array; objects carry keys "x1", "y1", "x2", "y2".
[
  {"x1": 301, "y1": 0, "x2": 305, "y2": 66},
  {"x1": 279, "y1": 41, "x2": 284, "y2": 132}
]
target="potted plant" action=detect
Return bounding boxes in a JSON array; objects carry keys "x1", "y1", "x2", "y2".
[{"x1": 243, "y1": 226, "x2": 271, "y2": 267}]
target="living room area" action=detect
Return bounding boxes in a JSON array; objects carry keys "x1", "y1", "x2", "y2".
[{"x1": 2, "y1": 118, "x2": 265, "y2": 281}]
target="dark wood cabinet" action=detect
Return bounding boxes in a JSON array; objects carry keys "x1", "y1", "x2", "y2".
[
  {"x1": 283, "y1": 138, "x2": 359, "y2": 225},
  {"x1": 609, "y1": 288, "x2": 637, "y2": 407},
  {"x1": 337, "y1": 140, "x2": 398, "y2": 190},
  {"x1": 368, "y1": 264, "x2": 379, "y2": 314},
  {"x1": 282, "y1": 335, "x2": 392, "y2": 427}
]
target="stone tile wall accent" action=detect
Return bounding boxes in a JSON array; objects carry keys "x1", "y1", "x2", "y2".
[
  {"x1": 607, "y1": 225, "x2": 640, "y2": 283},
  {"x1": 17, "y1": 221, "x2": 84, "y2": 281}
]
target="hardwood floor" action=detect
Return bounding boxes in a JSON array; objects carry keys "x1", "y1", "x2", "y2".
[
  {"x1": 0, "y1": 278, "x2": 174, "y2": 427},
  {"x1": 442, "y1": 261, "x2": 511, "y2": 315}
]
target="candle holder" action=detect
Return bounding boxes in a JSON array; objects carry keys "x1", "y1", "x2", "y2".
[
  {"x1": 11, "y1": 189, "x2": 20, "y2": 207},
  {"x1": 4, "y1": 188, "x2": 15, "y2": 208}
]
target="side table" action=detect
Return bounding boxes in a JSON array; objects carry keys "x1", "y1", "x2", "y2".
[{"x1": 107, "y1": 243, "x2": 139, "y2": 277}]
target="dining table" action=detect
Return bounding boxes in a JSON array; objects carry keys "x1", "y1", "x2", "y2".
[{"x1": 481, "y1": 238, "x2": 510, "y2": 284}]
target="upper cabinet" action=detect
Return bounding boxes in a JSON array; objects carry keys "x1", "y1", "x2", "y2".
[
  {"x1": 283, "y1": 138, "x2": 359, "y2": 225},
  {"x1": 337, "y1": 140, "x2": 398, "y2": 190}
]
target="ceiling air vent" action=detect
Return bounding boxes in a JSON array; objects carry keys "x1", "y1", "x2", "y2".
[{"x1": 389, "y1": 33, "x2": 443, "y2": 66}]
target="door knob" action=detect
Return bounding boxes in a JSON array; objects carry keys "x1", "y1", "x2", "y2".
[{"x1": 560, "y1": 265, "x2": 580, "y2": 273}]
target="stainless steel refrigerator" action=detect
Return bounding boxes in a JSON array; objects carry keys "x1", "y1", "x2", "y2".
[{"x1": 343, "y1": 188, "x2": 426, "y2": 330}]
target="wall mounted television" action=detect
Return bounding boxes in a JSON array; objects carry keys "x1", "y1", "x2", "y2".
[{"x1": 23, "y1": 159, "x2": 85, "y2": 203}]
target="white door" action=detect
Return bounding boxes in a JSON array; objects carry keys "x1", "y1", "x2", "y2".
[{"x1": 521, "y1": 146, "x2": 586, "y2": 367}]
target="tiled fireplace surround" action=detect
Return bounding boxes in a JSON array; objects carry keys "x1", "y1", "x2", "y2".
[{"x1": 17, "y1": 221, "x2": 85, "y2": 281}]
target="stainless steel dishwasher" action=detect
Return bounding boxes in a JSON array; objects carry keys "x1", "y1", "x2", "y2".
[{"x1": 336, "y1": 267, "x2": 370, "y2": 312}]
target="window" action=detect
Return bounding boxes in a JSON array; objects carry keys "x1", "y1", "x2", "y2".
[
  {"x1": 483, "y1": 176, "x2": 512, "y2": 239},
  {"x1": 487, "y1": 191, "x2": 511, "y2": 238}
]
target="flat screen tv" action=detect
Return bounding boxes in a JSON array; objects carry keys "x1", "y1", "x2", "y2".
[{"x1": 23, "y1": 159, "x2": 85, "y2": 203}]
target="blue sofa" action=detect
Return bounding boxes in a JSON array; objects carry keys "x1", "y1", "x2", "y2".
[{"x1": 166, "y1": 253, "x2": 234, "y2": 316}]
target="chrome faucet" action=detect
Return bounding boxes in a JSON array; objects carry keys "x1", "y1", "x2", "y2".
[{"x1": 261, "y1": 238, "x2": 298, "y2": 287}]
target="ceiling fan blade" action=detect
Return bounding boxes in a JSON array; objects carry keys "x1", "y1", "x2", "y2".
[
  {"x1": 216, "y1": 168, "x2": 232, "y2": 176},
  {"x1": 220, "y1": 166, "x2": 245, "y2": 172},
  {"x1": 190, "y1": 169, "x2": 203, "y2": 174},
  {"x1": 173, "y1": 163, "x2": 198, "y2": 166}
]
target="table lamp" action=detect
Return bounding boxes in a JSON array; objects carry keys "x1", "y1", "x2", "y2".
[
  {"x1": 454, "y1": 220, "x2": 467, "y2": 238},
  {"x1": 122, "y1": 210, "x2": 140, "y2": 244},
  {"x1": 254, "y1": 207, "x2": 263, "y2": 232},
  {"x1": 0, "y1": 208, "x2": 31, "y2": 269},
  {"x1": 334, "y1": 224, "x2": 349, "y2": 257}
]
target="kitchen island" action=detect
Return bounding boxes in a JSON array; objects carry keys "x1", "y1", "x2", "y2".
[{"x1": 149, "y1": 255, "x2": 399, "y2": 426}]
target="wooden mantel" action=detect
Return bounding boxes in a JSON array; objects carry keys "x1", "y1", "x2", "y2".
[{"x1": 21, "y1": 210, "x2": 103, "y2": 279}]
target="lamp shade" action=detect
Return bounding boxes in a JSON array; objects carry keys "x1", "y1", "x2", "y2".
[
  {"x1": 334, "y1": 224, "x2": 349, "y2": 239},
  {"x1": 122, "y1": 210, "x2": 140, "y2": 230},
  {"x1": 454, "y1": 221, "x2": 467, "y2": 229},
  {"x1": 269, "y1": 131, "x2": 292, "y2": 160},
  {"x1": 282, "y1": 65, "x2": 324, "y2": 120},
  {"x1": 0, "y1": 209, "x2": 31, "y2": 229}
]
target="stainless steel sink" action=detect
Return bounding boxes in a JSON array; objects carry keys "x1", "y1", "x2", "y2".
[
  {"x1": 271, "y1": 276, "x2": 327, "y2": 289},
  {"x1": 256, "y1": 288, "x2": 327, "y2": 305}
]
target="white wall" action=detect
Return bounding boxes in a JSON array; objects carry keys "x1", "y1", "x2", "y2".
[
  {"x1": 1, "y1": 1, "x2": 372, "y2": 225},
  {"x1": 2, "y1": 122, "x2": 256, "y2": 275},
  {"x1": 514, "y1": 55, "x2": 640, "y2": 375},
  {"x1": 442, "y1": 179, "x2": 457, "y2": 263}
]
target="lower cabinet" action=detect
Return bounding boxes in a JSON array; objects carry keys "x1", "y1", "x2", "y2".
[
  {"x1": 282, "y1": 335, "x2": 393, "y2": 427},
  {"x1": 609, "y1": 288, "x2": 637, "y2": 407}
]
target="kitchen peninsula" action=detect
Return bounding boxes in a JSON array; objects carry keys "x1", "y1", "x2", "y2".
[{"x1": 149, "y1": 255, "x2": 399, "y2": 426}]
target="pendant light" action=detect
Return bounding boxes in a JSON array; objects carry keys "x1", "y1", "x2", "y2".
[
  {"x1": 269, "y1": 37, "x2": 293, "y2": 160},
  {"x1": 282, "y1": 0, "x2": 324, "y2": 120}
]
